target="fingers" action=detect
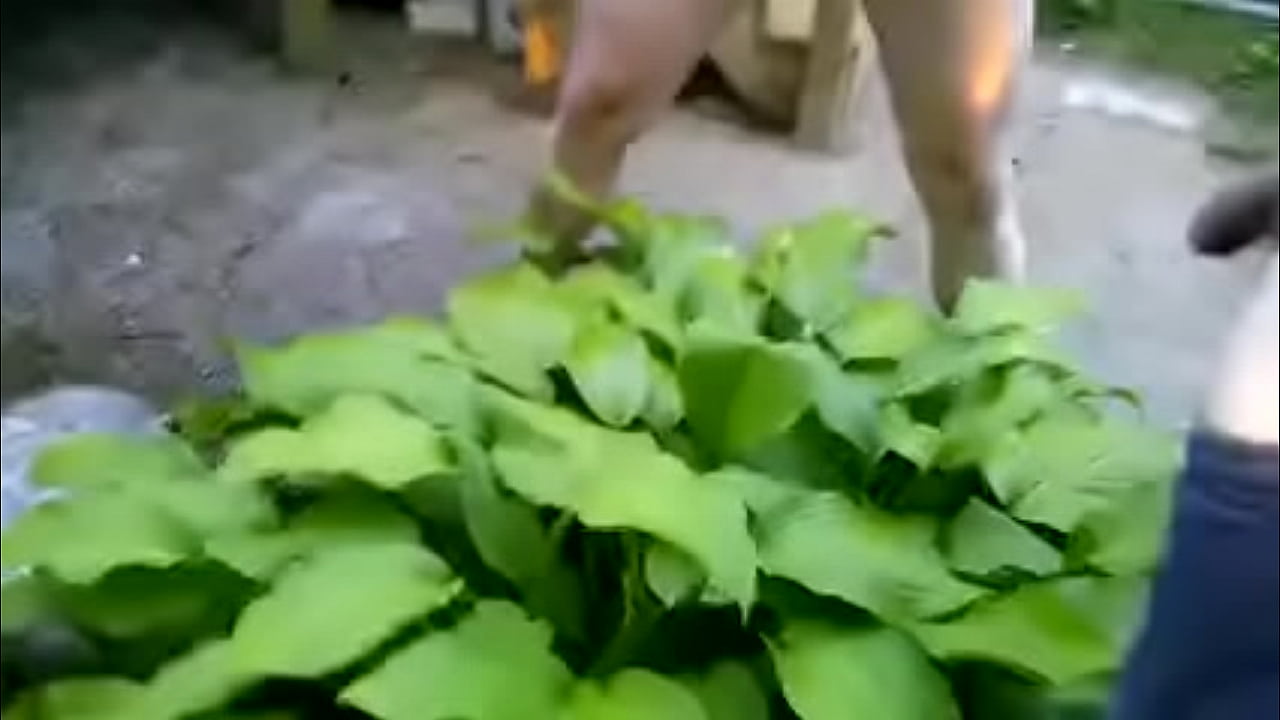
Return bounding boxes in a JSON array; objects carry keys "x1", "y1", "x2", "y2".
[{"x1": 1188, "y1": 172, "x2": 1278, "y2": 257}]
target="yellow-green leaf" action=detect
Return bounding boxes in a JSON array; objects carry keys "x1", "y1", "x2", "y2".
[
  {"x1": 757, "y1": 491, "x2": 985, "y2": 620},
  {"x1": 206, "y1": 488, "x2": 419, "y2": 579},
  {"x1": 486, "y1": 392, "x2": 757, "y2": 610},
  {"x1": 644, "y1": 542, "x2": 706, "y2": 607},
  {"x1": 769, "y1": 620, "x2": 956, "y2": 720},
  {"x1": 641, "y1": 355, "x2": 684, "y2": 431},
  {"x1": 983, "y1": 415, "x2": 1180, "y2": 532},
  {"x1": 564, "y1": 669, "x2": 708, "y2": 720},
  {"x1": 952, "y1": 280, "x2": 1084, "y2": 335},
  {"x1": 942, "y1": 498, "x2": 1061, "y2": 580},
  {"x1": 341, "y1": 600, "x2": 572, "y2": 720},
  {"x1": 907, "y1": 576, "x2": 1146, "y2": 685},
  {"x1": 683, "y1": 660, "x2": 771, "y2": 720},
  {"x1": 220, "y1": 395, "x2": 452, "y2": 489},
  {"x1": 751, "y1": 212, "x2": 887, "y2": 331},
  {"x1": 32, "y1": 434, "x2": 207, "y2": 491},
  {"x1": 238, "y1": 317, "x2": 475, "y2": 430},
  {"x1": 140, "y1": 640, "x2": 251, "y2": 719},
  {"x1": 823, "y1": 297, "x2": 938, "y2": 361},
  {"x1": 231, "y1": 544, "x2": 459, "y2": 678},
  {"x1": 678, "y1": 328, "x2": 813, "y2": 458},
  {"x1": 558, "y1": 264, "x2": 682, "y2": 349},
  {"x1": 679, "y1": 254, "x2": 764, "y2": 335},
  {"x1": 564, "y1": 319, "x2": 650, "y2": 427},
  {"x1": 447, "y1": 263, "x2": 576, "y2": 399},
  {"x1": 2, "y1": 493, "x2": 191, "y2": 584},
  {"x1": 6, "y1": 678, "x2": 144, "y2": 720}
]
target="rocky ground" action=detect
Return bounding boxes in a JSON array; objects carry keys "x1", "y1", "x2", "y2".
[{"x1": 1, "y1": 4, "x2": 1271, "y2": 429}]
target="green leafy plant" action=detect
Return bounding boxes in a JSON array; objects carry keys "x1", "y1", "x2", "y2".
[{"x1": 0, "y1": 197, "x2": 1179, "y2": 719}]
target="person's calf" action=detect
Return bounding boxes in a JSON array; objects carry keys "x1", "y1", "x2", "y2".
[
  {"x1": 903, "y1": 135, "x2": 1025, "y2": 309},
  {"x1": 523, "y1": 70, "x2": 652, "y2": 270}
]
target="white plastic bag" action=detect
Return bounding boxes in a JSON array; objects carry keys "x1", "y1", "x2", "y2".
[{"x1": 2, "y1": 385, "x2": 164, "y2": 542}]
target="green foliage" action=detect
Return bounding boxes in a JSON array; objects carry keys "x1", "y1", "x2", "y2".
[
  {"x1": 769, "y1": 621, "x2": 956, "y2": 720},
  {"x1": 1, "y1": 196, "x2": 1180, "y2": 719}
]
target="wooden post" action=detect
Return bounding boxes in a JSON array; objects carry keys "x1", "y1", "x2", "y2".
[
  {"x1": 281, "y1": 0, "x2": 333, "y2": 72},
  {"x1": 793, "y1": 0, "x2": 870, "y2": 154}
]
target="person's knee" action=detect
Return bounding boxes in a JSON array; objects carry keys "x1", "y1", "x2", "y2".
[
  {"x1": 902, "y1": 125, "x2": 1002, "y2": 223},
  {"x1": 556, "y1": 65, "x2": 651, "y2": 146}
]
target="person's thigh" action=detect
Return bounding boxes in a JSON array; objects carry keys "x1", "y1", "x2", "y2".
[{"x1": 558, "y1": 0, "x2": 733, "y2": 132}]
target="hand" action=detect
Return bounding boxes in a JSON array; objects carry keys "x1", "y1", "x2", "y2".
[{"x1": 1190, "y1": 172, "x2": 1279, "y2": 445}]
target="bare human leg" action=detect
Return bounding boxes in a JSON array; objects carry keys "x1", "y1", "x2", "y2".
[
  {"x1": 524, "y1": 0, "x2": 733, "y2": 267},
  {"x1": 863, "y1": 0, "x2": 1033, "y2": 309}
]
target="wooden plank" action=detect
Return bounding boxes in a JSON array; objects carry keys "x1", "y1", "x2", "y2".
[
  {"x1": 764, "y1": 0, "x2": 817, "y2": 43},
  {"x1": 793, "y1": 0, "x2": 867, "y2": 154}
]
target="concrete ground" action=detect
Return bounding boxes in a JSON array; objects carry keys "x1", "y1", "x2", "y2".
[{"x1": 0, "y1": 5, "x2": 1271, "y2": 429}]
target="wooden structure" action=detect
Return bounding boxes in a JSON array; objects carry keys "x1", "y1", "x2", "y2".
[{"x1": 791, "y1": 0, "x2": 874, "y2": 154}]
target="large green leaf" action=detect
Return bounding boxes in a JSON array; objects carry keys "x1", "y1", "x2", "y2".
[
  {"x1": 710, "y1": 466, "x2": 805, "y2": 520},
  {"x1": 558, "y1": 264, "x2": 682, "y2": 350},
  {"x1": 950, "y1": 663, "x2": 1114, "y2": 720},
  {"x1": 678, "y1": 254, "x2": 764, "y2": 335},
  {"x1": 624, "y1": 211, "x2": 727, "y2": 293},
  {"x1": 942, "y1": 498, "x2": 1061, "y2": 581},
  {"x1": 952, "y1": 280, "x2": 1083, "y2": 335},
  {"x1": 564, "y1": 318, "x2": 650, "y2": 427},
  {"x1": 751, "y1": 212, "x2": 886, "y2": 331},
  {"x1": 877, "y1": 403, "x2": 942, "y2": 468},
  {"x1": 486, "y1": 392, "x2": 757, "y2": 610},
  {"x1": 636, "y1": 214, "x2": 732, "y2": 301},
  {"x1": 644, "y1": 541, "x2": 706, "y2": 607},
  {"x1": 982, "y1": 415, "x2": 1180, "y2": 533},
  {"x1": 144, "y1": 480, "x2": 273, "y2": 539},
  {"x1": 341, "y1": 600, "x2": 572, "y2": 720},
  {"x1": 32, "y1": 434, "x2": 207, "y2": 491},
  {"x1": 794, "y1": 348, "x2": 882, "y2": 454},
  {"x1": 220, "y1": 394, "x2": 452, "y2": 489},
  {"x1": 206, "y1": 489, "x2": 419, "y2": 580},
  {"x1": 447, "y1": 263, "x2": 577, "y2": 399},
  {"x1": 58, "y1": 565, "x2": 249, "y2": 638},
  {"x1": 756, "y1": 491, "x2": 985, "y2": 620},
  {"x1": 202, "y1": 707, "x2": 296, "y2": 712},
  {"x1": 1, "y1": 573, "x2": 58, "y2": 631},
  {"x1": 1066, "y1": 477, "x2": 1174, "y2": 575},
  {"x1": 769, "y1": 620, "x2": 957, "y2": 720},
  {"x1": 454, "y1": 434, "x2": 587, "y2": 641},
  {"x1": 6, "y1": 678, "x2": 145, "y2": 720},
  {"x1": 894, "y1": 330, "x2": 1072, "y2": 397},
  {"x1": 231, "y1": 544, "x2": 459, "y2": 678},
  {"x1": 739, "y1": 415, "x2": 861, "y2": 503},
  {"x1": 907, "y1": 576, "x2": 1147, "y2": 685},
  {"x1": 30, "y1": 432, "x2": 270, "y2": 541},
  {"x1": 238, "y1": 317, "x2": 475, "y2": 430},
  {"x1": 683, "y1": 660, "x2": 771, "y2": 720},
  {"x1": 823, "y1": 297, "x2": 938, "y2": 362},
  {"x1": 457, "y1": 437, "x2": 555, "y2": 585},
  {"x1": 936, "y1": 365, "x2": 1063, "y2": 469},
  {"x1": 678, "y1": 328, "x2": 813, "y2": 458},
  {"x1": 641, "y1": 355, "x2": 684, "y2": 431},
  {"x1": 2, "y1": 493, "x2": 191, "y2": 584},
  {"x1": 138, "y1": 640, "x2": 250, "y2": 719},
  {"x1": 564, "y1": 669, "x2": 708, "y2": 720}
]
